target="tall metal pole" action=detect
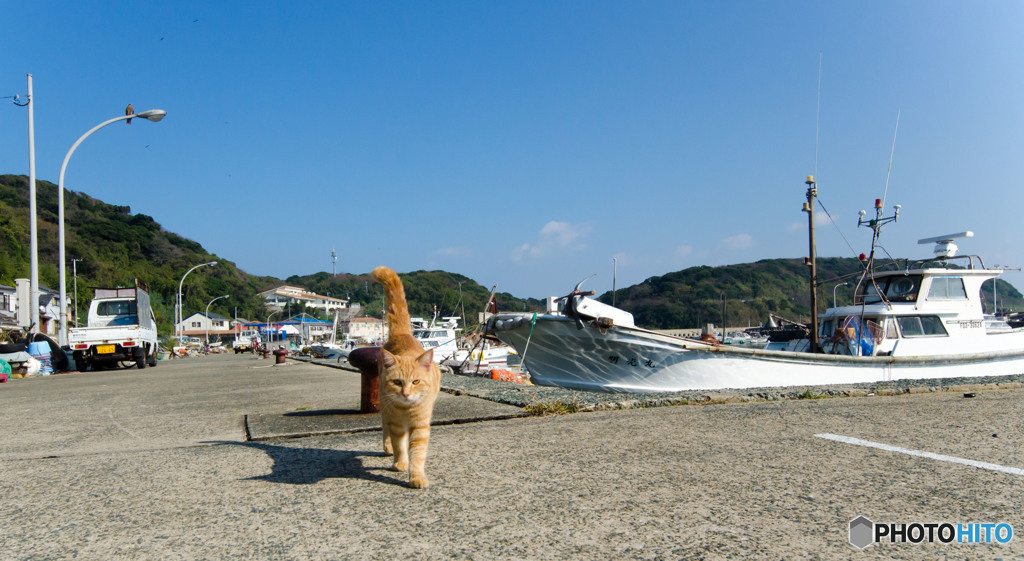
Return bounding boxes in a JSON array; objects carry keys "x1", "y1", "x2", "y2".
[
  {"x1": 612, "y1": 258, "x2": 617, "y2": 307},
  {"x1": 177, "y1": 261, "x2": 217, "y2": 341},
  {"x1": 833, "y1": 282, "x2": 848, "y2": 309},
  {"x1": 804, "y1": 175, "x2": 820, "y2": 353},
  {"x1": 26, "y1": 74, "x2": 40, "y2": 334},
  {"x1": 721, "y1": 293, "x2": 727, "y2": 340},
  {"x1": 205, "y1": 295, "x2": 229, "y2": 345},
  {"x1": 57, "y1": 109, "x2": 166, "y2": 344},
  {"x1": 71, "y1": 258, "x2": 83, "y2": 327}
]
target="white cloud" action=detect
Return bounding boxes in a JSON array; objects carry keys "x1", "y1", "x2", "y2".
[
  {"x1": 511, "y1": 221, "x2": 592, "y2": 262},
  {"x1": 720, "y1": 233, "x2": 753, "y2": 250},
  {"x1": 674, "y1": 245, "x2": 694, "y2": 259},
  {"x1": 435, "y1": 247, "x2": 473, "y2": 259},
  {"x1": 787, "y1": 212, "x2": 835, "y2": 232}
]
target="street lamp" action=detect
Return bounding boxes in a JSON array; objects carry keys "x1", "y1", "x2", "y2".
[
  {"x1": 833, "y1": 282, "x2": 849, "y2": 308},
  {"x1": 57, "y1": 109, "x2": 167, "y2": 344},
  {"x1": 266, "y1": 311, "x2": 281, "y2": 346},
  {"x1": 205, "y1": 295, "x2": 229, "y2": 345},
  {"x1": 177, "y1": 261, "x2": 218, "y2": 342}
]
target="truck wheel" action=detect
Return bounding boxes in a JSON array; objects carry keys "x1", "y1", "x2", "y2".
[
  {"x1": 135, "y1": 347, "x2": 147, "y2": 369},
  {"x1": 74, "y1": 351, "x2": 88, "y2": 373},
  {"x1": 148, "y1": 345, "x2": 158, "y2": 367}
]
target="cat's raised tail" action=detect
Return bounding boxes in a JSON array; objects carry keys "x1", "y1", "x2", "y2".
[{"x1": 371, "y1": 266, "x2": 412, "y2": 338}]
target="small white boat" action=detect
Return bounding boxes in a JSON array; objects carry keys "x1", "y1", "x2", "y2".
[
  {"x1": 444, "y1": 342, "x2": 516, "y2": 373},
  {"x1": 411, "y1": 316, "x2": 462, "y2": 363},
  {"x1": 487, "y1": 200, "x2": 1024, "y2": 393},
  {"x1": 307, "y1": 343, "x2": 351, "y2": 360},
  {"x1": 722, "y1": 331, "x2": 769, "y2": 349}
]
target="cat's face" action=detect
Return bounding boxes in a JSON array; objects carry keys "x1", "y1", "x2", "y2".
[{"x1": 381, "y1": 349, "x2": 437, "y2": 404}]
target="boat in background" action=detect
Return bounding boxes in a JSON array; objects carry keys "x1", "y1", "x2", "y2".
[
  {"x1": 487, "y1": 193, "x2": 1024, "y2": 393},
  {"x1": 412, "y1": 315, "x2": 462, "y2": 363}
]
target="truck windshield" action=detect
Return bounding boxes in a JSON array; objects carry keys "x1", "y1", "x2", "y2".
[{"x1": 97, "y1": 300, "x2": 137, "y2": 316}]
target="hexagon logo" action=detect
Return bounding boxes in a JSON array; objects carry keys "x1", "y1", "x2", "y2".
[{"x1": 849, "y1": 516, "x2": 874, "y2": 549}]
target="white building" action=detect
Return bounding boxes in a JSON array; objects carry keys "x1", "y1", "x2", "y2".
[
  {"x1": 0, "y1": 283, "x2": 15, "y2": 329},
  {"x1": 341, "y1": 317, "x2": 387, "y2": 343},
  {"x1": 258, "y1": 285, "x2": 350, "y2": 317},
  {"x1": 177, "y1": 311, "x2": 232, "y2": 339}
]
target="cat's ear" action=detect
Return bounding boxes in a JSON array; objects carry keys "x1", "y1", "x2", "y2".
[
  {"x1": 417, "y1": 349, "x2": 434, "y2": 369},
  {"x1": 381, "y1": 349, "x2": 398, "y2": 368}
]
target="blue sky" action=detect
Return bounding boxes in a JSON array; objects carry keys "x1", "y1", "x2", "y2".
[{"x1": 3, "y1": 1, "x2": 1024, "y2": 298}]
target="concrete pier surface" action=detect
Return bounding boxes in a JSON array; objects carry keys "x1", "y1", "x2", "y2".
[{"x1": 2, "y1": 353, "x2": 1022, "y2": 559}]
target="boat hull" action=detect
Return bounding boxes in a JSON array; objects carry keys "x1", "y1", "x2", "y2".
[{"x1": 489, "y1": 314, "x2": 1024, "y2": 393}]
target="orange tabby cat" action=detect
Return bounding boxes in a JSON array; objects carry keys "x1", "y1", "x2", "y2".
[{"x1": 371, "y1": 266, "x2": 441, "y2": 489}]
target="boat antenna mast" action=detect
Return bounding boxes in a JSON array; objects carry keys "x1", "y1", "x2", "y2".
[{"x1": 855, "y1": 198, "x2": 901, "y2": 306}]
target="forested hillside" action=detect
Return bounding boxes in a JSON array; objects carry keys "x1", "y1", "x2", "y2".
[
  {"x1": 2, "y1": 174, "x2": 1020, "y2": 334},
  {"x1": 596, "y1": 256, "x2": 1024, "y2": 330},
  {"x1": 0, "y1": 175, "x2": 274, "y2": 333},
  {"x1": 283, "y1": 270, "x2": 545, "y2": 329}
]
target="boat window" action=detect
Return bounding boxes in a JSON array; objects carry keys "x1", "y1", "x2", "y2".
[
  {"x1": 860, "y1": 276, "x2": 921, "y2": 304},
  {"x1": 97, "y1": 300, "x2": 137, "y2": 316},
  {"x1": 927, "y1": 276, "x2": 968, "y2": 300},
  {"x1": 820, "y1": 319, "x2": 834, "y2": 338},
  {"x1": 885, "y1": 276, "x2": 920, "y2": 302},
  {"x1": 896, "y1": 315, "x2": 948, "y2": 338}
]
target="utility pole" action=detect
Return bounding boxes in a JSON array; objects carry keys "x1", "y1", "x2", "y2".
[
  {"x1": 71, "y1": 258, "x2": 83, "y2": 327},
  {"x1": 25, "y1": 74, "x2": 40, "y2": 334},
  {"x1": 803, "y1": 175, "x2": 820, "y2": 353}
]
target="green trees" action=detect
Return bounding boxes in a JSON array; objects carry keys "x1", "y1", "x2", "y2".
[{"x1": 0, "y1": 175, "x2": 274, "y2": 334}]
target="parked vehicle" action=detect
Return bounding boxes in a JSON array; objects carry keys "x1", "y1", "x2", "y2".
[
  {"x1": 232, "y1": 330, "x2": 258, "y2": 353},
  {"x1": 68, "y1": 280, "x2": 158, "y2": 371}
]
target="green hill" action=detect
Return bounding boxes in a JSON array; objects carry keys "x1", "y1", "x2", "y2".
[
  {"x1": 0, "y1": 175, "x2": 542, "y2": 334},
  {"x1": 595, "y1": 257, "x2": 1024, "y2": 330},
  {"x1": 0, "y1": 174, "x2": 274, "y2": 333},
  {"x1": 283, "y1": 270, "x2": 545, "y2": 329},
  {"x1": 2, "y1": 174, "x2": 1020, "y2": 334}
]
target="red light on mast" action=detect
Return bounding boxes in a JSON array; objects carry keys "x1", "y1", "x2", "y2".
[{"x1": 874, "y1": 198, "x2": 882, "y2": 209}]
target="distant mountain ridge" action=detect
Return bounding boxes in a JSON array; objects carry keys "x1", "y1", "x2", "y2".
[
  {"x1": 2, "y1": 174, "x2": 1020, "y2": 333},
  {"x1": 595, "y1": 256, "x2": 1024, "y2": 330}
]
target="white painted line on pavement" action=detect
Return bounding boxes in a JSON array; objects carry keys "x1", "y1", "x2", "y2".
[{"x1": 814, "y1": 433, "x2": 1024, "y2": 477}]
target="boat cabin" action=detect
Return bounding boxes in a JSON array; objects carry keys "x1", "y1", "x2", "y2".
[{"x1": 817, "y1": 255, "x2": 1010, "y2": 357}]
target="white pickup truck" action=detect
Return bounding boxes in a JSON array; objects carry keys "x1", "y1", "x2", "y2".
[
  {"x1": 232, "y1": 329, "x2": 258, "y2": 353},
  {"x1": 68, "y1": 281, "x2": 159, "y2": 371}
]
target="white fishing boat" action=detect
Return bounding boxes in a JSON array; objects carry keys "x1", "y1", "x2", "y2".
[
  {"x1": 443, "y1": 342, "x2": 516, "y2": 373},
  {"x1": 486, "y1": 193, "x2": 1024, "y2": 393},
  {"x1": 307, "y1": 312, "x2": 354, "y2": 360},
  {"x1": 722, "y1": 331, "x2": 769, "y2": 349},
  {"x1": 411, "y1": 315, "x2": 462, "y2": 363}
]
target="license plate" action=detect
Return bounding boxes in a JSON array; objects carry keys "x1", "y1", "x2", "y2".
[{"x1": 96, "y1": 345, "x2": 116, "y2": 354}]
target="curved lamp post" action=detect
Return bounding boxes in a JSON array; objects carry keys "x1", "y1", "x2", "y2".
[
  {"x1": 266, "y1": 311, "x2": 281, "y2": 346},
  {"x1": 57, "y1": 109, "x2": 166, "y2": 344},
  {"x1": 177, "y1": 261, "x2": 217, "y2": 341},
  {"x1": 205, "y1": 295, "x2": 229, "y2": 345},
  {"x1": 833, "y1": 282, "x2": 849, "y2": 308}
]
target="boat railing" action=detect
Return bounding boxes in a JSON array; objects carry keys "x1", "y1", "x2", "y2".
[{"x1": 904, "y1": 254, "x2": 987, "y2": 272}]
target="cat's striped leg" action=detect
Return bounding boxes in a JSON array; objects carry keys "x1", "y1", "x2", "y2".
[{"x1": 407, "y1": 425, "x2": 431, "y2": 488}]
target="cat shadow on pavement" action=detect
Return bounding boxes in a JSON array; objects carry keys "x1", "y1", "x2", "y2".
[{"x1": 207, "y1": 440, "x2": 404, "y2": 487}]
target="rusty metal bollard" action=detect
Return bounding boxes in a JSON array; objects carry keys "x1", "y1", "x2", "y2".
[
  {"x1": 273, "y1": 348, "x2": 287, "y2": 364},
  {"x1": 347, "y1": 347, "x2": 381, "y2": 413}
]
